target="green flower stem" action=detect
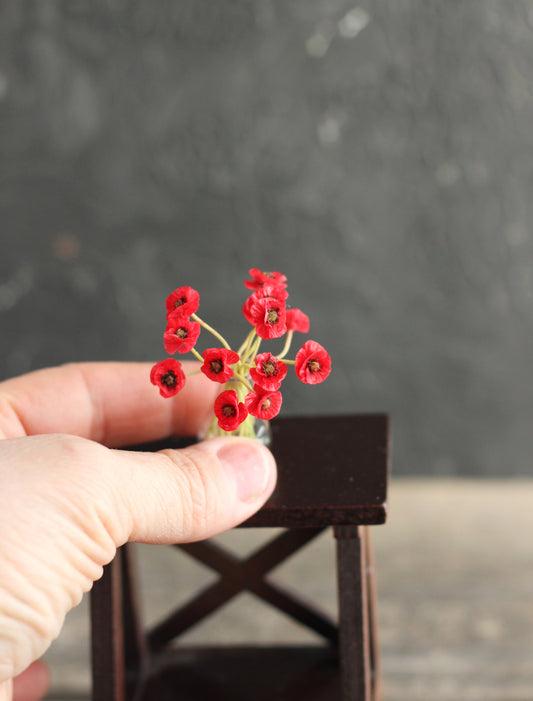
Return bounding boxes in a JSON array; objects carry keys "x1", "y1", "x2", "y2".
[
  {"x1": 190, "y1": 347, "x2": 204, "y2": 363},
  {"x1": 276, "y1": 331, "x2": 293, "y2": 360},
  {"x1": 282, "y1": 359, "x2": 296, "y2": 365},
  {"x1": 238, "y1": 413, "x2": 257, "y2": 438},
  {"x1": 246, "y1": 335, "x2": 262, "y2": 363},
  {"x1": 234, "y1": 379, "x2": 247, "y2": 402},
  {"x1": 241, "y1": 331, "x2": 260, "y2": 365},
  {"x1": 233, "y1": 371, "x2": 254, "y2": 393},
  {"x1": 192, "y1": 313, "x2": 231, "y2": 349},
  {"x1": 238, "y1": 328, "x2": 256, "y2": 358},
  {"x1": 205, "y1": 413, "x2": 220, "y2": 439}
]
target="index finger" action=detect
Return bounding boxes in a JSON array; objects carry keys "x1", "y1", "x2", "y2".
[{"x1": 0, "y1": 362, "x2": 218, "y2": 446}]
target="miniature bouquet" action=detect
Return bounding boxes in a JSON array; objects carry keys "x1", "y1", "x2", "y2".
[{"x1": 150, "y1": 268, "x2": 331, "y2": 441}]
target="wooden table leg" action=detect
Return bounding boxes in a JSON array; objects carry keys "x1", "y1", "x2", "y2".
[
  {"x1": 90, "y1": 544, "x2": 147, "y2": 701},
  {"x1": 90, "y1": 547, "x2": 126, "y2": 701},
  {"x1": 334, "y1": 525, "x2": 371, "y2": 701},
  {"x1": 121, "y1": 544, "x2": 148, "y2": 700},
  {"x1": 362, "y1": 527, "x2": 381, "y2": 701}
]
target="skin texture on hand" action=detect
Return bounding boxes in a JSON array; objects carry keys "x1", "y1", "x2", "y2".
[{"x1": 0, "y1": 362, "x2": 277, "y2": 701}]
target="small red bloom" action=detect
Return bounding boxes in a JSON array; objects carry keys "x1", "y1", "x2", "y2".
[
  {"x1": 164, "y1": 317, "x2": 201, "y2": 354},
  {"x1": 244, "y1": 268, "x2": 287, "y2": 291},
  {"x1": 242, "y1": 285, "x2": 288, "y2": 325},
  {"x1": 214, "y1": 390, "x2": 248, "y2": 431},
  {"x1": 201, "y1": 348, "x2": 240, "y2": 383},
  {"x1": 245, "y1": 387, "x2": 282, "y2": 420},
  {"x1": 286, "y1": 308, "x2": 310, "y2": 334},
  {"x1": 247, "y1": 296, "x2": 287, "y2": 339},
  {"x1": 250, "y1": 352, "x2": 287, "y2": 390},
  {"x1": 165, "y1": 286, "x2": 200, "y2": 318},
  {"x1": 150, "y1": 359, "x2": 186, "y2": 398},
  {"x1": 295, "y1": 340, "x2": 331, "y2": 385}
]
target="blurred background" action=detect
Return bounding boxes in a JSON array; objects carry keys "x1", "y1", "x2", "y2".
[
  {"x1": 2, "y1": 1, "x2": 533, "y2": 699},
  {"x1": 2, "y1": 0, "x2": 533, "y2": 476}
]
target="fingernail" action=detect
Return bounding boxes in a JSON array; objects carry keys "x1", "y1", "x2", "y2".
[{"x1": 217, "y1": 439, "x2": 275, "y2": 502}]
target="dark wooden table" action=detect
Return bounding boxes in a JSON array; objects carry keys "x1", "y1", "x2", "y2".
[{"x1": 90, "y1": 414, "x2": 390, "y2": 701}]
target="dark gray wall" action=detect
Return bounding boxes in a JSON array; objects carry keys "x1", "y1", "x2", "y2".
[{"x1": 1, "y1": 0, "x2": 533, "y2": 476}]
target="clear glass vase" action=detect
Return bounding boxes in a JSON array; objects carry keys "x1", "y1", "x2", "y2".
[
  {"x1": 199, "y1": 414, "x2": 271, "y2": 446},
  {"x1": 198, "y1": 379, "x2": 272, "y2": 447}
]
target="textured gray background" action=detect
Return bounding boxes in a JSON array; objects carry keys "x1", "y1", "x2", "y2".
[{"x1": 1, "y1": 0, "x2": 533, "y2": 476}]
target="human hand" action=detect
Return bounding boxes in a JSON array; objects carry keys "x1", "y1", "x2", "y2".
[{"x1": 0, "y1": 362, "x2": 277, "y2": 701}]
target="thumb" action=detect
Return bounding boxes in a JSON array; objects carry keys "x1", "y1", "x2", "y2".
[
  {"x1": 0, "y1": 435, "x2": 276, "y2": 683},
  {"x1": 107, "y1": 437, "x2": 277, "y2": 545}
]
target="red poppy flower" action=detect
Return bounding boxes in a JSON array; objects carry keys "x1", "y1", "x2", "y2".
[
  {"x1": 165, "y1": 286, "x2": 200, "y2": 318},
  {"x1": 245, "y1": 387, "x2": 283, "y2": 420},
  {"x1": 250, "y1": 352, "x2": 287, "y2": 390},
  {"x1": 286, "y1": 308, "x2": 310, "y2": 334},
  {"x1": 201, "y1": 348, "x2": 240, "y2": 383},
  {"x1": 242, "y1": 285, "x2": 288, "y2": 325},
  {"x1": 295, "y1": 340, "x2": 331, "y2": 384},
  {"x1": 163, "y1": 317, "x2": 201, "y2": 354},
  {"x1": 150, "y1": 358, "x2": 186, "y2": 398},
  {"x1": 214, "y1": 390, "x2": 248, "y2": 431},
  {"x1": 247, "y1": 296, "x2": 287, "y2": 339},
  {"x1": 244, "y1": 268, "x2": 287, "y2": 290}
]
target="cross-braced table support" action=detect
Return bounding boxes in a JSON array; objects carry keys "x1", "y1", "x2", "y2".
[
  {"x1": 90, "y1": 414, "x2": 390, "y2": 701},
  {"x1": 148, "y1": 528, "x2": 337, "y2": 652}
]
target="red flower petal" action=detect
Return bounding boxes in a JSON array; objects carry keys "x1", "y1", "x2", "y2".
[
  {"x1": 163, "y1": 318, "x2": 201, "y2": 354},
  {"x1": 214, "y1": 390, "x2": 248, "y2": 431},
  {"x1": 245, "y1": 387, "x2": 283, "y2": 420},
  {"x1": 201, "y1": 348, "x2": 240, "y2": 383},
  {"x1": 295, "y1": 340, "x2": 331, "y2": 385},
  {"x1": 256, "y1": 284, "x2": 289, "y2": 301},
  {"x1": 165, "y1": 286, "x2": 200, "y2": 318},
  {"x1": 242, "y1": 297, "x2": 255, "y2": 325},
  {"x1": 242, "y1": 285, "x2": 288, "y2": 325},
  {"x1": 150, "y1": 359, "x2": 186, "y2": 398},
  {"x1": 286, "y1": 308, "x2": 310, "y2": 334},
  {"x1": 247, "y1": 296, "x2": 287, "y2": 339},
  {"x1": 244, "y1": 268, "x2": 287, "y2": 291},
  {"x1": 250, "y1": 352, "x2": 287, "y2": 390}
]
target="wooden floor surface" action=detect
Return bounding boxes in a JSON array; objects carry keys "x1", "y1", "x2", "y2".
[{"x1": 44, "y1": 479, "x2": 533, "y2": 701}]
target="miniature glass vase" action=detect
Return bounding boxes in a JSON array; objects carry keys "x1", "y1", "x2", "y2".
[{"x1": 199, "y1": 415, "x2": 271, "y2": 446}]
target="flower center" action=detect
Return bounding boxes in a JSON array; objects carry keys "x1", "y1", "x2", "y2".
[
  {"x1": 267, "y1": 309, "x2": 279, "y2": 324},
  {"x1": 210, "y1": 359, "x2": 223, "y2": 374},
  {"x1": 223, "y1": 405, "x2": 236, "y2": 418},
  {"x1": 176, "y1": 328, "x2": 188, "y2": 338},
  {"x1": 261, "y1": 398, "x2": 271, "y2": 410},
  {"x1": 262, "y1": 360, "x2": 277, "y2": 376},
  {"x1": 308, "y1": 359, "x2": 321, "y2": 373},
  {"x1": 174, "y1": 297, "x2": 186, "y2": 308},
  {"x1": 162, "y1": 371, "x2": 177, "y2": 387}
]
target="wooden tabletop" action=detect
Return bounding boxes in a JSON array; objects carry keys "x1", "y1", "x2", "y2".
[
  {"x1": 130, "y1": 413, "x2": 390, "y2": 529},
  {"x1": 244, "y1": 414, "x2": 390, "y2": 528}
]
